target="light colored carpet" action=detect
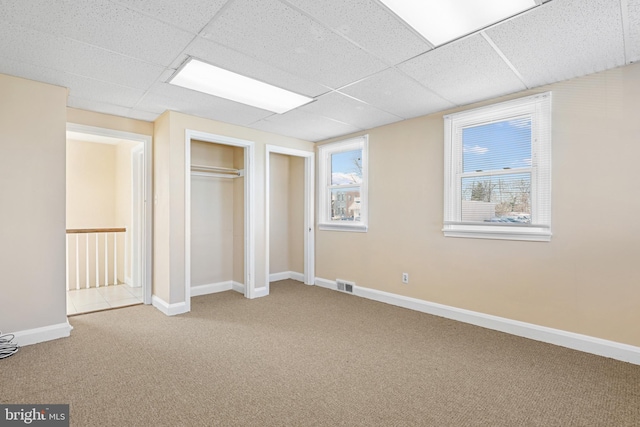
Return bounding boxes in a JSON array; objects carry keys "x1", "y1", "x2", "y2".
[{"x1": 2, "y1": 280, "x2": 639, "y2": 426}]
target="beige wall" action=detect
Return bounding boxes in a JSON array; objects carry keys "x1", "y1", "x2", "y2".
[
  {"x1": 67, "y1": 107, "x2": 153, "y2": 136},
  {"x1": 66, "y1": 139, "x2": 117, "y2": 228},
  {"x1": 233, "y1": 147, "x2": 245, "y2": 284},
  {"x1": 0, "y1": 74, "x2": 68, "y2": 333},
  {"x1": 269, "y1": 153, "x2": 305, "y2": 275},
  {"x1": 269, "y1": 153, "x2": 291, "y2": 273},
  {"x1": 190, "y1": 141, "x2": 235, "y2": 286},
  {"x1": 316, "y1": 62, "x2": 640, "y2": 347},
  {"x1": 288, "y1": 156, "x2": 304, "y2": 274},
  {"x1": 115, "y1": 140, "x2": 139, "y2": 281},
  {"x1": 153, "y1": 111, "x2": 314, "y2": 304},
  {"x1": 153, "y1": 112, "x2": 172, "y2": 302}
]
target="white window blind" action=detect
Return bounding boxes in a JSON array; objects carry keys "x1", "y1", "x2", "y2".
[{"x1": 443, "y1": 93, "x2": 552, "y2": 241}]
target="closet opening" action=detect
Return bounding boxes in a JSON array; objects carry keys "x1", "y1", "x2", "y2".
[
  {"x1": 265, "y1": 145, "x2": 315, "y2": 295},
  {"x1": 184, "y1": 131, "x2": 256, "y2": 309}
]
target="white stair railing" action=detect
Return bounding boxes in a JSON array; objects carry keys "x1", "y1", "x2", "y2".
[{"x1": 65, "y1": 228, "x2": 126, "y2": 291}]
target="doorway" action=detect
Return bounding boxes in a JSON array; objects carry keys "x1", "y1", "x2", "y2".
[
  {"x1": 65, "y1": 124, "x2": 152, "y2": 315},
  {"x1": 265, "y1": 145, "x2": 315, "y2": 295}
]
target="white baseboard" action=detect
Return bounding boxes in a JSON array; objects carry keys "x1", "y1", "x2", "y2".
[
  {"x1": 314, "y1": 277, "x2": 338, "y2": 291},
  {"x1": 191, "y1": 281, "x2": 233, "y2": 297},
  {"x1": 252, "y1": 286, "x2": 269, "y2": 298},
  {"x1": 270, "y1": 271, "x2": 304, "y2": 283},
  {"x1": 12, "y1": 321, "x2": 73, "y2": 347},
  {"x1": 314, "y1": 277, "x2": 640, "y2": 365},
  {"x1": 152, "y1": 295, "x2": 189, "y2": 316},
  {"x1": 232, "y1": 281, "x2": 245, "y2": 294}
]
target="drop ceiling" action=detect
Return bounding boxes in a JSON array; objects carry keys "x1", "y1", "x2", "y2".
[{"x1": 0, "y1": 0, "x2": 636, "y2": 142}]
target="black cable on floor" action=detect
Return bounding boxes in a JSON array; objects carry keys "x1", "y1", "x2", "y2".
[{"x1": 0, "y1": 331, "x2": 19, "y2": 359}]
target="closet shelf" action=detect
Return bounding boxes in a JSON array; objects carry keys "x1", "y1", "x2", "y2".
[{"x1": 191, "y1": 164, "x2": 244, "y2": 179}]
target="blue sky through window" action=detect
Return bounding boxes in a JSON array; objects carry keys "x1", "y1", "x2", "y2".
[
  {"x1": 331, "y1": 149, "x2": 362, "y2": 185},
  {"x1": 462, "y1": 117, "x2": 531, "y2": 173}
]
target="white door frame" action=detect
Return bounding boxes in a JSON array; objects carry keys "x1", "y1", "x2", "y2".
[
  {"x1": 184, "y1": 130, "x2": 256, "y2": 309},
  {"x1": 265, "y1": 145, "x2": 315, "y2": 294},
  {"x1": 66, "y1": 123, "x2": 153, "y2": 305}
]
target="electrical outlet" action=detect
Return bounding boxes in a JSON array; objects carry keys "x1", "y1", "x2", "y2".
[{"x1": 402, "y1": 273, "x2": 409, "y2": 284}]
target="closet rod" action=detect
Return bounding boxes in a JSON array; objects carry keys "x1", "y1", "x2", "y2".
[{"x1": 191, "y1": 164, "x2": 241, "y2": 176}]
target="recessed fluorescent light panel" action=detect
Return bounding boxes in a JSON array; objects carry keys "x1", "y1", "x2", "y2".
[
  {"x1": 169, "y1": 58, "x2": 313, "y2": 114},
  {"x1": 379, "y1": 0, "x2": 537, "y2": 46}
]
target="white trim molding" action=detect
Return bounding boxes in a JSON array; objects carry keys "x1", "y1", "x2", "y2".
[
  {"x1": 152, "y1": 295, "x2": 189, "y2": 316},
  {"x1": 191, "y1": 281, "x2": 245, "y2": 297},
  {"x1": 314, "y1": 277, "x2": 640, "y2": 365},
  {"x1": 191, "y1": 281, "x2": 233, "y2": 297},
  {"x1": 253, "y1": 286, "x2": 269, "y2": 298},
  {"x1": 232, "y1": 281, "x2": 245, "y2": 294},
  {"x1": 269, "y1": 271, "x2": 304, "y2": 283},
  {"x1": 12, "y1": 322, "x2": 73, "y2": 347}
]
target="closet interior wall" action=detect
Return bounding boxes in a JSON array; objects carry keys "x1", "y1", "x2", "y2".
[
  {"x1": 269, "y1": 153, "x2": 304, "y2": 279},
  {"x1": 190, "y1": 140, "x2": 244, "y2": 289}
]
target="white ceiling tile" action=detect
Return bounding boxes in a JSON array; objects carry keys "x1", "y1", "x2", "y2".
[
  {"x1": 66, "y1": 78, "x2": 147, "y2": 108},
  {"x1": 67, "y1": 97, "x2": 137, "y2": 118},
  {"x1": 202, "y1": 0, "x2": 388, "y2": 89},
  {"x1": 186, "y1": 37, "x2": 329, "y2": 97},
  {"x1": 136, "y1": 83, "x2": 275, "y2": 126},
  {"x1": 0, "y1": 0, "x2": 193, "y2": 66},
  {"x1": 110, "y1": 0, "x2": 229, "y2": 33},
  {"x1": 250, "y1": 109, "x2": 361, "y2": 142},
  {"x1": 298, "y1": 91, "x2": 402, "y2": 130},
  {"x1": 626, "y1": 0, "x2": 640, "y2": 63},
  {"x1": 282, "y1": 0, "x2": 431, "y2": 65},
  {"x1": 398, "y1": 34, "x2": 527, "y2": 106},
  {"x1": 127, "y1": 109, "x2": 160, "y2": 122},
  {"x1": 0, "y1": 20, "x2": 165, "y2": 90},
  {"x1": 0, "y1": 57, "x2": 146, "y2": 107},
  {"x1": 339, "y1": 68, "x2": 455, "y2": 119},
  {"x1": 486, "y1": 0, "x2": 626, "y2": 88}
]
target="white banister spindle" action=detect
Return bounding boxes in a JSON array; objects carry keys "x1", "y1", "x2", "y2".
[
  {"x1": 104, "y1": 233, "x2": 108, "y2": 286},
  {"x1": 75, "y1": 234, "x2": 80, "y2": 290},
  {"x1": 65, "y1": 235, "x2": 69, "y2": 291},
  {"x1": 66, "y1": 229, "x2": 125, "y2": 297},
  {"x1": 113, "y1": 232, "x2": 117, "y2": 285},
  {"x1": 95, "y1": 234, "x2": 99, "y2": 287},
  {"x1": 85, "y1": 234, "x2": 90, "y2": 289}
]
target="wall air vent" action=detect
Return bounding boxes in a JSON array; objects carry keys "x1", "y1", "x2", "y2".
[{"x1": 336, "y1": 279, "x2": 355, "y2": 293}]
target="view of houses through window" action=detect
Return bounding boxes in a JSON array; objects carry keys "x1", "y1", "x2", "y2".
[
  {"x1": 460, "y1": 117, "x2": 532, "y2": 224},
  {"x1": 330, "y1": 149, "x2": 362, "y2": 221}
]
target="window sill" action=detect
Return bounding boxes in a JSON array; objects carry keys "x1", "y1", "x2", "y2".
[
  {"x1": 319, "y1": 223, "x2": 368, "y2": 233},
  {"x1": 442, "y1": 225, "x2": 551, "y2": 242}
]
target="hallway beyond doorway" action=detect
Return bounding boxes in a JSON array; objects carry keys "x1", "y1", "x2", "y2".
[{"x1": 67, "y1": 284, "x2": 142, "y2": 315}]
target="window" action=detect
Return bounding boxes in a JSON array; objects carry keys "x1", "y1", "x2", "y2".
[
  {"x1": 443, "y1": 93, "x2": 552, "y2": 241},
  {"x1": 318, "y1": 135, "x2": 368, "y2": 232}
]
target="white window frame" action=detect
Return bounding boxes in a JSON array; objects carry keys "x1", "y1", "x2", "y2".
[
  {"x1": 318, "y1": 135, "x2": 369, "y2": 232},
  {"x1": 443, "y1": 92, "x2": 552, "y2": 242}
]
